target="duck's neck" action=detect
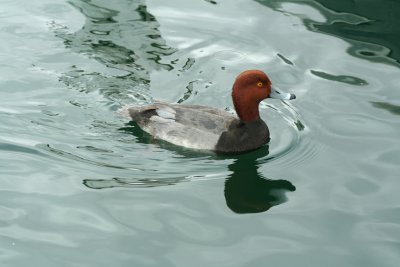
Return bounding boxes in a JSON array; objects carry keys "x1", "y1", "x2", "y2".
[{"x1": 232, "y1": 94, "x2": 261, "y2": 123}]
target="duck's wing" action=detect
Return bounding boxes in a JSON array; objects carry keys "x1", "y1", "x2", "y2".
[
  {"x1": 170, "y1": 104, "x2": 237, "y2": 134},
  {"x1": 127, "y1": 103, "x2": 238, "y2": 150}
]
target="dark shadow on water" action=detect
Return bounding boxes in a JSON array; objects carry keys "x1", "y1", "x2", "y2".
[
  {"x1": 84, "y1": 123, "x2": 296, "y2": 214},
  {"x1": 310, "y1": 70, "x2": 367, "y2": 86},
  {"x1": 223, "y1": 146, "x2": 296, "y2": 214},
  {"x1": 311, "y1": 0, "x2": 400, "y2": 65},
  {"x1": 256, "y1": 0, "x2": 400, "y2": 66},
  {"x1": 371, "y1": 101, "x2": 400, "y2": 116}
]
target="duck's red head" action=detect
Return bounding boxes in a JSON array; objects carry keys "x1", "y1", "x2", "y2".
[{"x1": 232, "y1": 70, "x2": 272, "y2": 122}]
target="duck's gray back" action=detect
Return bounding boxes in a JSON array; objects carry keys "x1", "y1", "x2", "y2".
[{"x1": 128, "y1": 103, "x2": 237, "y2": 150}]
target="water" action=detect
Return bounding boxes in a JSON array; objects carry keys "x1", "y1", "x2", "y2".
[{"x1": 1, "y1": 0, "x2": 399, "y2": 266}]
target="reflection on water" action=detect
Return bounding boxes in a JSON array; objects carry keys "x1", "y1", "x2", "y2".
[
  {"x1": 2, "y1": 0, "x2": 400, "y2": 265},
  {"x1": 310, "y1": 70, "x2": 367, "y2": 86},
  {"x1": 56, "y1": 0, "x2": 176, "y2": 105},
  {"x1": 311, "y1": 0, "x2": 400, "y2": 65},
  {"x1": 85, "y1": 125, "x2": 296, "y2": 214},
  {"x1": 224, "y1": 146, "x2": 295, "y2": 214},
  {"x1": 204, "y1": 0, "x2": 218, "y2": 5},
  {"x1": 257, "y1": 0, "x2": 400, "y2": 66},
  {"x1": 371, "y1": 102, "x2": 400, "y2": 116},
  {"x1": 83, "y1": 176, "x2": 187, "y2": 188}
]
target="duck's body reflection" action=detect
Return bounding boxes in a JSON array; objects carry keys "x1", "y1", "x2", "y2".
[{"x1": 224, "y1": 146, "x2": 295, "y2": 214}]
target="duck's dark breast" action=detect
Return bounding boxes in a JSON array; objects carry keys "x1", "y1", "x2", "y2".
[{"x1": 215, "y1": 118, "x2": 270, "y2": 154}]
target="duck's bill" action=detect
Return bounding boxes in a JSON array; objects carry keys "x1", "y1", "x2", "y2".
[{"x1": 269, "y1": 86, "x2": 296, "y2": 100}]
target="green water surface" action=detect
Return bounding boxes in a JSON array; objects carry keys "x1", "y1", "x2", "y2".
[{"x1": 1, "y1": 0, "x2": 399, "y2": 266}]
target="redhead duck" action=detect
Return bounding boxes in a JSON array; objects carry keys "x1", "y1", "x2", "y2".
[{"x1": 126, "y1": 70, "x2": 296, "y2": 154}]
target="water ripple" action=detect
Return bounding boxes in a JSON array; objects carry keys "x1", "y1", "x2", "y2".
[
  {"x1": 371, "y1": 102, "x2": 400, "y2": 116},
  {"x1": 53, "y1": 0, "x2": 177, "y2": 106},
  {"x1": 311, "y1": 69, "x2": 368, "y2": 86},
  {"x1": 2, "y1": 0, "x2": 400, "y2": 265},
  {"x1": 259, "y1": 100, "x2": 306, "y2": 162},
  {"x1": 37, "y1": 143, "x2": 139, "y2": 170},
  {"x1": 0, "y1": 224, "x2": 76, "y2": 247}
]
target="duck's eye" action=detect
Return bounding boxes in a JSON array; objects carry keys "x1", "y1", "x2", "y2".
[{"x1": 257, "y1": 82, "x2": 263, "y2": 87}]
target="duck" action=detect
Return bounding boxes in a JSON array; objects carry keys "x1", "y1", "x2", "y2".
[{"x1": 125, "y1": 70, "x2": 296, "y2": 154}]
